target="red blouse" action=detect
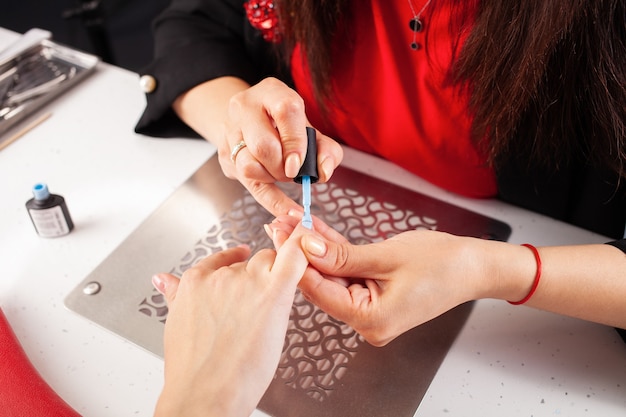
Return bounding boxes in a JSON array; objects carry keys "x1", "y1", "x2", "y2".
[{"x1": 290, "y1": 0, "x2": 497, "y2": 198}]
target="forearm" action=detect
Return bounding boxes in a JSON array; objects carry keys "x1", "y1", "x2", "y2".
[
  {"x1": 486, "y1": 241, "x2": 626, "y2": 328},
  {"x1": 172, "y1": 76, "x2": 250, "y2": 144},
  {"x1": 154, "y1": 381, "x2": 253, "y2": 417}
]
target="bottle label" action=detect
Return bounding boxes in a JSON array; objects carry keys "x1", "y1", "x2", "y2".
[{"x1": 29, "y1": 206, "x2": 71, "y2": 237}]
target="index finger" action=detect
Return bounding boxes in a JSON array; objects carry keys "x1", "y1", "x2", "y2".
[
  {"x1": 265, "y1": 93, "x2": 308, "y2": 179},
  {"x1": 186, "y1": 245, "x2": 251, "y2": 276},
  {"x1": 270, "y1": 224, "x2": 311, "y2": 292},
  {"x1": 245, "y1": 179, "x2": 301, "y2": 217}
]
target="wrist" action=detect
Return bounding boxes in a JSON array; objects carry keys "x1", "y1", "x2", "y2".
[
  {"x1": 474, "y1": 240, "x2": 539, "y2": 303},
  {"x1": 154, "y1": 390, "x2": 241, "y2": 417},
  {"x1": 507, "y1": 244, "x2": 542, "y2": 305},
  {"x1": 172, "y1": 77, "x2": 249, "y2": 141},
  {"x1": 155, "y1": 376, "x2": 257, "y2": 417}
]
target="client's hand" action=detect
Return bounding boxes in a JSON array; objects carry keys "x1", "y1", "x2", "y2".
[{"x1": 152, "y1": 224, "x2": 310, "y2": 417}]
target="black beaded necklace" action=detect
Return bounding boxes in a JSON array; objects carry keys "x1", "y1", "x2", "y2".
[{"x1": 406, "y1": 0, "x2": 432, "y2": 50}]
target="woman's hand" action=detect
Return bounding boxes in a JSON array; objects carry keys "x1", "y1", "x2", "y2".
[
  {"x1": 152, "y1": 224, "x2": 310, "y2": 417},
  {"x1": 266, "y1": 215, "x2": 535, "y2": 346},
  {"x1": 174, "y1": 76, "x2": 343, "y2": 217},
  {"x1": 221, "y1": 78, "x2": 343, "y2": 216},
  {"x1": 269, "y1": 213, "x2": 626, "y2": 344}
]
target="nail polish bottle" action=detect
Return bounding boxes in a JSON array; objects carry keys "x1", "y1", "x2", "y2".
[{"x1": 25, "y1": 183, "x2": 74, "y2": 237}]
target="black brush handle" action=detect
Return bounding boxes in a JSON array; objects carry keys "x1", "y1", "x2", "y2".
[{"x1": 294, "y1": 127, "x2": 319, "y2": 184}]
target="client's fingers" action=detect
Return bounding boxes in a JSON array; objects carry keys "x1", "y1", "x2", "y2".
[
  {"x1": 270, "y1": 224, "x2": 310, "y2": 291},
  {"x1": 152, "y1": 273, "x2": 181, "y2": 304},
  {"x1": 189, "y1": 245, "x2": 252, "y2": 276}
]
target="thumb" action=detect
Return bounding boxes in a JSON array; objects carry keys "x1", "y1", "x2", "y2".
[
  {"x1": 300, "y1": 234, "x2": 384, "y2": 279},
  {"x1": 151, "y1": 273, "x2": 181, "y2": 304}
]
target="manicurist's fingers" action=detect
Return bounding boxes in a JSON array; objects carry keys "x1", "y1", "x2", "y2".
[
  {"x1": 314, "y1": 132, "x2": 343, "y2": 182},
  {"x1": 245, "y1": 181, "x2": 302, "y2": 217},
  {"x1": 261, "y1": 82, "x2": 309, "y2": 179},
  {"x1": 300, "y1": 233, "x2": 384, "y2": 278}
]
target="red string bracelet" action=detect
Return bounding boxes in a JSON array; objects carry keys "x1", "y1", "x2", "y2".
[{"x1": 508, "y1": 243, "x2": 542, "y2": 305}]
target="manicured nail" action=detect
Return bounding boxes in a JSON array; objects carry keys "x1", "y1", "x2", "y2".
[
  {"x1": 303, "y1": 235, "x2": 327, "y2": 257},
  {"x1": 285, "y1": 153, "x2": 301, "y2": 178},
  {"x1": 152, "y1": 274, "x2": 167, "y2": 295}
]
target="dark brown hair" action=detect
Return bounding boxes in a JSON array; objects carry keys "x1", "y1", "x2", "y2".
[
  {"x1": 276, "y1": 0, "x2": 350, "y2": 103},
  {"x1": 277, "y1": 0, "x2": 626, "y2": 177}
]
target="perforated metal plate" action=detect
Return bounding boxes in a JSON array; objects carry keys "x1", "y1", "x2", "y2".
[{"x1": 65, "y1": 155, "x2": 510, "y2": 417}]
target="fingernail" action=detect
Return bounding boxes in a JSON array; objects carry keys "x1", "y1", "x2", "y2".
[
  {"x1": 152, "y1": 274, "x2": 167, "y2": 295},
  {"x1": 320, "y1": 158, "x2": 335, "y2": 181},
  {"x1": 287, "y1": 208, "x2": 303, "y2": 218},
  {"x1": 285, "y1": 153, "x2": 301, "y2": 178},
  {"x1": 265, "y1": 223, "x2": 281, "y2": 242},
  {"x1": 303, "y1": 235, "x2": 327, "y2": 257}
]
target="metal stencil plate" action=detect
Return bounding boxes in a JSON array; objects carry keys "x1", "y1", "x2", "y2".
[{"x1": 65, "y1": 155, "x2": 511, "y2": 417}]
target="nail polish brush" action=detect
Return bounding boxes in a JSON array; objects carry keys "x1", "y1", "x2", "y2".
[{"x1": 294, "y1": 127, "x2": 318, "y2": 229}]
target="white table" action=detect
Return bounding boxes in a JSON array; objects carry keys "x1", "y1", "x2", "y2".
[{"x1": 1, "y1": 27, "x2": 624, "y2": 417}]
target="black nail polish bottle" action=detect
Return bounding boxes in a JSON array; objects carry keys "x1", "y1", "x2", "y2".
[{"x1": 25, "y1": 183, "x2": 74, "y2": 237}]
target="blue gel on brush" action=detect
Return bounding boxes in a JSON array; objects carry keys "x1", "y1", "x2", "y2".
[
  {"x1": 301, "y1": 176, "x2": 313, "y2": 229},
  {"x1": 294, "y1": 127, "x2": 318, "y2": 229}
]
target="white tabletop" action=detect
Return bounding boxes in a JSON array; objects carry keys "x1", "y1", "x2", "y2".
[{"x1": 1, "y1": 28, "x2": 624, "y2": 417}]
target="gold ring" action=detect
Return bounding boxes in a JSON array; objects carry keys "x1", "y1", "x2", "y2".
[{"x1": 230, "y1": 141, "x2": 247, "y2": 163}]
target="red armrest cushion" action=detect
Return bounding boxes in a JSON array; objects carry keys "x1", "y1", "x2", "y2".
[{"x1": 0, "y1": 308, "x2": 81, "y2": 416}]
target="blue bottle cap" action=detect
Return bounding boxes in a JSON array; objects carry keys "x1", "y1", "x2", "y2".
[{"x1": 32, "y1": 183, "x2": 50, "y2": 200}]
